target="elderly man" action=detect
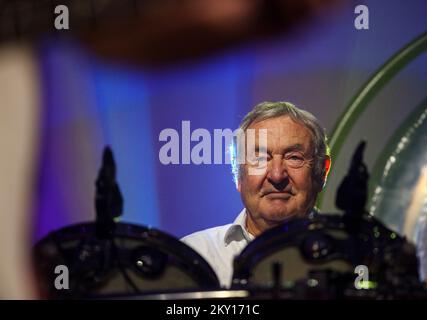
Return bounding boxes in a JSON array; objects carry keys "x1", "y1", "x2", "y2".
[{"x1": 182, "y1": 101, "x2": 331, "y2": 288}]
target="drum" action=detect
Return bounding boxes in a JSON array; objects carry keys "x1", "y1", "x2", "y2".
[
  {"x1": 34, "y1": 222, "x2": 220, "y2": 298},
  {"x1": 231, "y1": 213, "x2": 423, "y2": 299}
]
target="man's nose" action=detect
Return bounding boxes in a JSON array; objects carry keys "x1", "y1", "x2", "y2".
[{"x1": 266, "y1": 156, "x2": 288, "y2": 184}]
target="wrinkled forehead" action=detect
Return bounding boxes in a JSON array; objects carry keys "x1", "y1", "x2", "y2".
[{"x1": 245, "y1": 115, "x2": 315, "y2": 152}]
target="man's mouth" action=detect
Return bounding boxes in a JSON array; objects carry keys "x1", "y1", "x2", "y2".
[{"x1": 264, "y1": 191, "x2": 293, "y2": 199}]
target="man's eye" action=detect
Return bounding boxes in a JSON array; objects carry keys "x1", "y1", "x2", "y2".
[
  {"x1": 286, "y1": 153, "x2": 303, "y2": 159},
  {"x1": 285, "y1": 154, "x2": 305, "y2": 167}
]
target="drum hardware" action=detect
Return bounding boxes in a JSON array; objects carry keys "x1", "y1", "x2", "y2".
[
  {"x1": 231, "y1": 141, "x2": 427, "y2": 299},
  {"x1": 33, "y1": 146, "x2": 220, "y2": 299},
  {"x1": 33, "y1": 142, "x2": 427, "y2": 299}
]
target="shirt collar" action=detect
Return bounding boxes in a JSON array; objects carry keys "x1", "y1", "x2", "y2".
[
  {"x1": 224, "y1": 208, "x2": 254, "y2": 246},
  {"x1": 223, "y1": 207, "x2": 319, "y2": 246}
]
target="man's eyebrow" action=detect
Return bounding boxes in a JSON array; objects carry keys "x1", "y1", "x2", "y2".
[
  {"x1": 253, "y1": 144, "x2": 306, "y2": 154},
  {"x1": 285, "y1": 143, "x2": 304, "y2": 150},
  {"x1": 283, "y1": 144, "x2": 305, "y2": 153}
]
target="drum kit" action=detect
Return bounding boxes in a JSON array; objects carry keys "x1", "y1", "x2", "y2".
[{"x1": 33, "y1": 144, "x2": 427, "y2": 299}]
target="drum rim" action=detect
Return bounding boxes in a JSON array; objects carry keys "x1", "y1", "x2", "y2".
[
  {"x1": 231, "y1": 213, "x2": 404, "y2": 286},
  {"x1": 33, "y1": 221, "x2": 221, "y2": 296}
]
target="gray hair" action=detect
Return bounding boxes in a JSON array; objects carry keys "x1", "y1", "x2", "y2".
[{"x1": 231, "y1": 101, "x2": 330, "y2": 188}]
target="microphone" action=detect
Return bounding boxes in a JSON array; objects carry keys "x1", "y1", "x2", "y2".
[
  {"x1": 95, "y1": 146, "x2": 123, "y2": 238},
  {"x1": 336, "y1": 140, "x2": 369, "y2": 215}
]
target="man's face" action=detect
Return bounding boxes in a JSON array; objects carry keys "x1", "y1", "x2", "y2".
[{"x1": 238, "y1": 115, "x2": 319, "y2": 235}]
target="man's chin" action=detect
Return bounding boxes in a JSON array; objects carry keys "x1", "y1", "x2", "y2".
[{"x1": 261, "y1": 209, "x2": 298, "y2": 225}]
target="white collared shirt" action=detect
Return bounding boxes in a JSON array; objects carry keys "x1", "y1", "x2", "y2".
[{"x1": 181, "y1": 208, "x2": 254, "y2": 288}]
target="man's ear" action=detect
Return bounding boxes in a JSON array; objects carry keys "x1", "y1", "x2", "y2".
[{"x1": 323, "y1": 155, "x2": 332, "y2": 188}]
